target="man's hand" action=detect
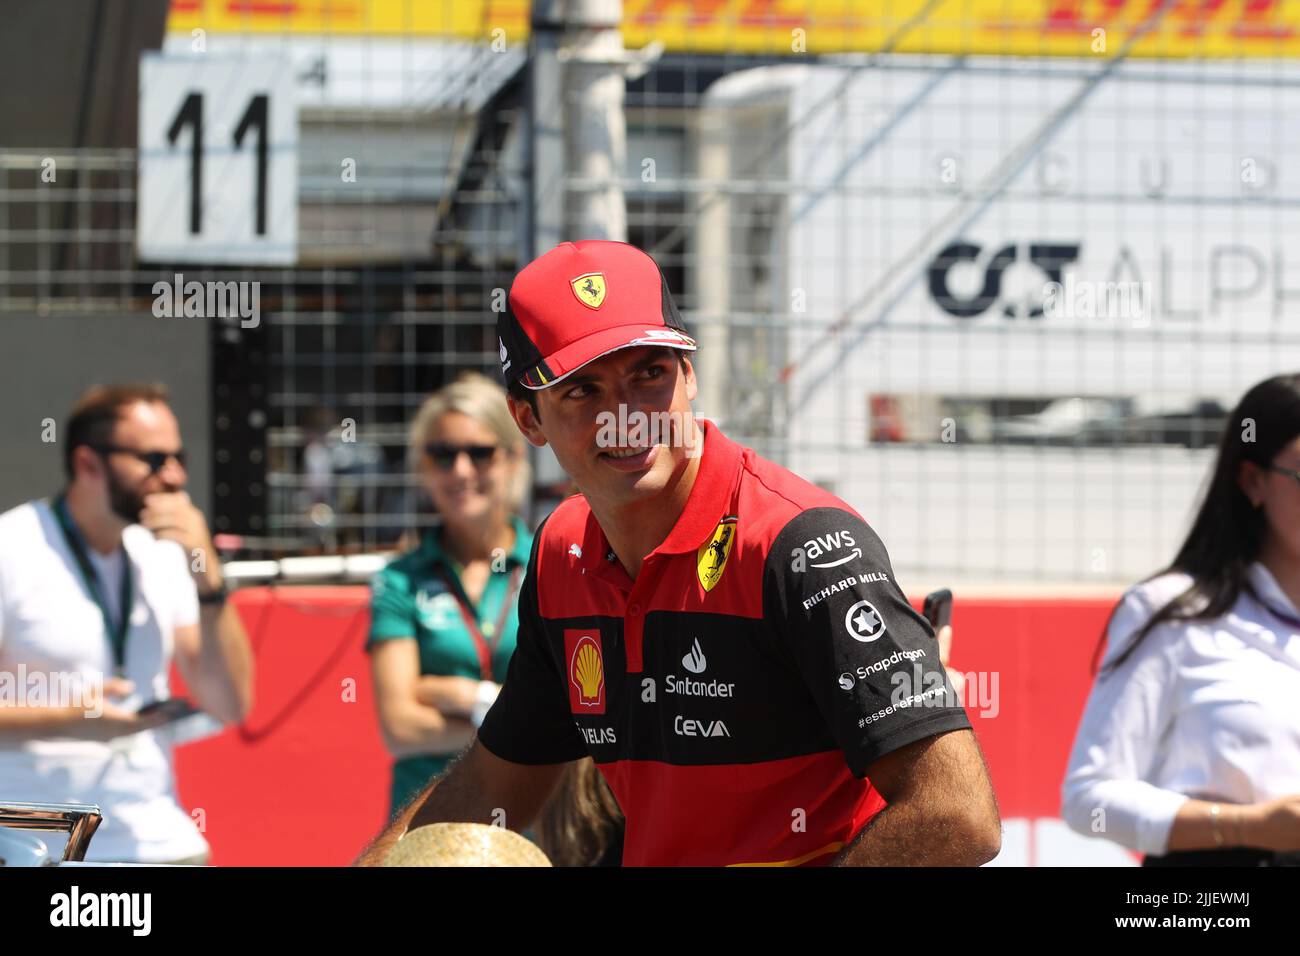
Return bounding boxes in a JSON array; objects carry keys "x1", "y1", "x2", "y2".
[
  {"x1": 139, "y1": 491, "x2": 222, "y2": 594},
  {"x1": 353, "y1": 742, "x2": 572, "y2": 866},
  {"x1": 70, "y1": 678, "x2": 175, "y2": 741}
]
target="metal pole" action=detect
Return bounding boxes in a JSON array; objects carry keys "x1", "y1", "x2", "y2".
[{"x1": 563, "y1": 0, "x2": 627, "y2": 242}]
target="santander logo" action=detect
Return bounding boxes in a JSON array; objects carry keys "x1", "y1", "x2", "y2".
[{"x1": 682, "y1": 638, "x2": 707, "y2": 674}]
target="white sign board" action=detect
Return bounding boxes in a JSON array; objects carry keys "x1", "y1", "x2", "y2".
[
  {"x1": 138, "y1": 54, "x2": 297, "y2": 264},
  {"x1": 696, "y1": 59, "x2": 1300, "y2": 583}
]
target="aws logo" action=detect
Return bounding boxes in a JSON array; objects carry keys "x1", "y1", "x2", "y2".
[
  {"x1": 928, "y1": 240, "x2": 1080, "y2": 320},
  {"x1": 697, "y1": 516, "x2": 737, "y2": 592},
  {"x1": 565, "y1": 629, "x2": 605, "y2": 715},
  {"x1": 804, "y1": 529, "x2": 860, "y2": 569}
]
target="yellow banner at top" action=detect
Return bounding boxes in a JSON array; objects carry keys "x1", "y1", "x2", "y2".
[{"x1": 168, "y1": 0, "x2": 1300, "y2": 58}]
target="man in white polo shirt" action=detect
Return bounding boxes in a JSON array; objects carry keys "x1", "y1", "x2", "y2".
[{"x1": 0, "y1": 383, "x2": 254, "y2": 863}]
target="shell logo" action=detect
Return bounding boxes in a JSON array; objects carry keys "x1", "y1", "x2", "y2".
[{"x1": 565, "y1": 630, "x2": 606, "y2": 714}]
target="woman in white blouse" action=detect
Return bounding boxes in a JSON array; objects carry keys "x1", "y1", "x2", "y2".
[{"x1": 1062, "y1": 373, "x2": 1300, "y2": 865}]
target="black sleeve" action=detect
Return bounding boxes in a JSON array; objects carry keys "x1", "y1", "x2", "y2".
[
  {"x1": 477, "y1": 522, "x2": 588, "y2": 765},
  {"x1": 764, "y1": 507, "x2": 972, "y2": 778}
]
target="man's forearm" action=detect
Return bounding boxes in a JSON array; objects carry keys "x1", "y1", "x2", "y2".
[
  {"x1": 354, "y1": 748, "x2": 500, "y2": 866},
  {"x1": 831, "y1": 800, "x2": 995, "y2": 866},
  {"x1": 194, "y1": 602, "x2": 254, "y2": 723},
  {"x1": 355, "y1": 780, "x2": 438, "y2": 866},
  {"x1": 0, "y1": 703, "x2": 83, "y2": 736}
]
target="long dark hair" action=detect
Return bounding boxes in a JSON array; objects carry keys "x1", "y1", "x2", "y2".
[{"x1": 1092, "y1": 373, "x2": 1300, "y2": 677}]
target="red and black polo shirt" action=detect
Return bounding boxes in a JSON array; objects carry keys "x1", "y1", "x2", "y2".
[{"x1": 477, "y1": 420, "x2": 972, "y2": 866}]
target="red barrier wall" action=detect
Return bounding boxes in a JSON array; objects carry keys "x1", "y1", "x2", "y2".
[{"x1": 172, "y1": 587, "x2": 1119, "y2": 866}]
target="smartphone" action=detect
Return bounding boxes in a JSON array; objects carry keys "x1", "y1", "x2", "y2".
[
  {"x1": 922, "y1": 588, "x2": 953, "y2": 633},
  {"x1": 137, "y1": 698, "x2": 201, "y2": 722}
]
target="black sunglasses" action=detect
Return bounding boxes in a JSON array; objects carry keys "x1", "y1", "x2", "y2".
[
  {"x1": 424, "y1": 443, "x2": 499, "y2": 470},
  {"x1": 93, "y1": 445, "x2": 187, "y2": 474}
]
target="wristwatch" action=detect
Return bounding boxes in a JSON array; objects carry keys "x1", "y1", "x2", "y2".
[{"x1": 198, "y1": 583, "x2": 228, "y2": 607}]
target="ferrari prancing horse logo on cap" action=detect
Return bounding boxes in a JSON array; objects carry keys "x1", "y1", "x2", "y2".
[{"x1": 570, "y1": 273, "x2": 607, "y2": 309}]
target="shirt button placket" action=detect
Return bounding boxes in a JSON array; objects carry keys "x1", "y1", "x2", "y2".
[{"x1": 625, "y1": 599, "x2": 644, "y2": 672}]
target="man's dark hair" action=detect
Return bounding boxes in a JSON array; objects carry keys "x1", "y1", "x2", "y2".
[
  {"x1": 506, "y1": 349, "x2": 691, "y2": 421},
  {"x1": 64, "y1": 382, "x2": 170, "y2": 480}
]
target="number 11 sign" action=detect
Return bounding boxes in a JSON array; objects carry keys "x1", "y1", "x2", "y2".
[{"x1": 138, "y1": 55, "x2": 297, "y2": 265}]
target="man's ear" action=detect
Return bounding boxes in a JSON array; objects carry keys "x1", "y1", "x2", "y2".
[
  {"x1": 682, "y1": 355, "x2": 698, "y2": 403},
  {"x1": 507, "y1": 395, "x2": 548, "y2": 448},
  {"x1": 70, "y1": 445, "x2": 104, "y2": 484}
]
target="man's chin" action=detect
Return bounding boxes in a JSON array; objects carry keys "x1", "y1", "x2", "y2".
[
  {"x1": 107, "y1": 493, "x2": 145, "y2": 526},
  {"x1": 109, "y1": 505, "x2": 143, "y2": 525},
  {"x1": 594, "y1": 448, "x2": 682, "y2": 496}
]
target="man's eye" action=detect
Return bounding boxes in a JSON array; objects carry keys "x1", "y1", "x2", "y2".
[
  {"x1": 565, "y1": 384, "x2": 592, "y2": 400},
  {"x1": 642, "y1": 365, "x2": 667, "y2": 379}
]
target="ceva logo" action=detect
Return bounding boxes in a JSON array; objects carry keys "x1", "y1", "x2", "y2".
[{"x1": 674, "y1": 716, "x2": 730, "y2": 737}]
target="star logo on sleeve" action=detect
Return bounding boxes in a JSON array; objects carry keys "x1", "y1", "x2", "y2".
[{"x1": 844, "y1": 599, "x2": 886, "y2": 643}]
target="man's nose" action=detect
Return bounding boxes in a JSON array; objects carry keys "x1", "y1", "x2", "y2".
[
  {"x1": 605, "y1": 380, "x2": 657, "y2": 427},
  {"x1": 160, "y1": 455, "x2": 187, "y2": 487}
]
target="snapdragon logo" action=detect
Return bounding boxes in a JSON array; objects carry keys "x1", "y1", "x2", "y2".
[
  {"x1": 152, "y1": 273, "x2": 260, "y2": 328},
  {"x1": 595, "y1": 405, "x2": 703, "y2": 460},
  {"x1": 838, "y1": 648, "x2": 928, "y2": 690},
  {"x1": 0, "y1": 666, "x2": 103, "y2": 717},
  {"x1": 50, "y1": 886, "x2": 151, "y2": 936}
]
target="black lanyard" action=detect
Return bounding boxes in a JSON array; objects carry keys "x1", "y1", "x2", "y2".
[{"x1": 52, "y1": 494, "x2": 133, "y2": 677}]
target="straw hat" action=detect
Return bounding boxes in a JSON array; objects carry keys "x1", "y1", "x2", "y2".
[{"x1": 383, "y1": 823, "x2": 552, "y2": 867}]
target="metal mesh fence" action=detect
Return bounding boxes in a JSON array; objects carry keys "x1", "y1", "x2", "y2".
[{"x1": 4, "y1": 3, "x2": 1299, "y2": 584}]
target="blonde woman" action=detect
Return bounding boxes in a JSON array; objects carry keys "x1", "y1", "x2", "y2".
[{"x1": 367, "y1": 372, "x2": 532, "y2": 818}]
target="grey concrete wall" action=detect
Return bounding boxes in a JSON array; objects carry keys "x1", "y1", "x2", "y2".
[
  {"x1": 0, "y1": 313, "x2": 210, "y2": 515},
  {"x1": 0, "y1": 0, "x2": 168, "y2": 149}
]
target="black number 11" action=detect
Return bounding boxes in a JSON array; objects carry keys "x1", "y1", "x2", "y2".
[{"x1": 167, "y1": 91, "x2": 270, "y2": 236}]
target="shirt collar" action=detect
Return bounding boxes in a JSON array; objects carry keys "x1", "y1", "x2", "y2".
[
  {"x1": 578, "y1": 418, "x2": 746, "y2": 577},
  {"x1": 1247, "y1": 560, "x2": 1300, "y2": 620},
  {"x1": 655, "y1": 419, "x2": 745, "y2": 555}
]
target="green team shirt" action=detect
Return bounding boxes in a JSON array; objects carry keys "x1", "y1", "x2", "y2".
[{"x1": 367, "y1": 516, "x2": 534, "y2": 815}]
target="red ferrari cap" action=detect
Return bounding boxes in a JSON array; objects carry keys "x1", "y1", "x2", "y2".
[{"x1": 498, "y1": 240, "x2": 696, "y2": 390}]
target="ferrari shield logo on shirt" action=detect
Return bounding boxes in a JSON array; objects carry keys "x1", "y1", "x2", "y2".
[
  {"x1": 565, "y1": 629, "x2": 606, "y2": 714},
  {"x1": 697, "y1": 517, "x2": 737, "y2": 592},
  {"x1": 570, "y1": 273, "x2": 607, "y2": 309}
]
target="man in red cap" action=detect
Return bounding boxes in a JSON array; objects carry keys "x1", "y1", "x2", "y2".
[{"x1": 358, "y1": 240, "x2": 1000, "y2": 866}]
